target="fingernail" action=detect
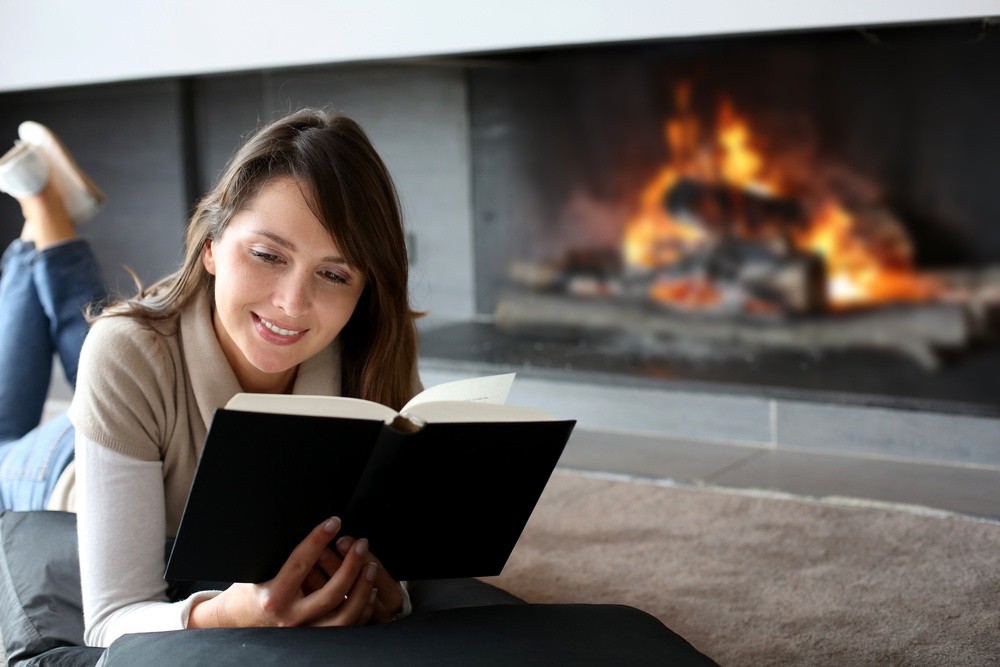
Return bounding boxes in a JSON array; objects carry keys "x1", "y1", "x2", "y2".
[
  {"x1": 319, "y1": 548, "x2": 331, "y2": 562},
  {"x1": 323, "y1": 517, "x2": 341, "y2": 534},
  {"x1": 354, "y1": 538, "x2": 369, "y2": 557},
  {"x1": 336, "y1": 536, "x2": 352, "y2": 553},
  {"x1": 369, "y1": 588, "x2": 378, "y2": 604},
  {"x1": 365, "y1": 561, "x2": 378, "y2": 581}
]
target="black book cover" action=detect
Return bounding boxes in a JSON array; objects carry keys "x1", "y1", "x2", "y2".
[{"x1": 165, "y1": 408, "x2": 575, "y2": 583}]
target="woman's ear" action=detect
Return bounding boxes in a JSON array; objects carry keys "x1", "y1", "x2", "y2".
[{"x1": 202, "y1": 238, "x2": 217, "y2": 276}]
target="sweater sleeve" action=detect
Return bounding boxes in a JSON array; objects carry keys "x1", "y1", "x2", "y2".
[
  {"x1": 68, "y1": 316, "x2": 179, "y2": 462},
  {"x1": 75, "y1": 432, "x2": 221, "y2": 647}
]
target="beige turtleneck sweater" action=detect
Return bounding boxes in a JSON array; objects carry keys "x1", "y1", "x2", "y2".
[{"x1": 67, "y1": 290, "x2": 341, "y2": 535}]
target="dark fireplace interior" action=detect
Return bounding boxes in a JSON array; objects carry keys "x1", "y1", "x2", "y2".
[{"x1": 420, "y1": 19, "x2": 1000, "y2": 417}]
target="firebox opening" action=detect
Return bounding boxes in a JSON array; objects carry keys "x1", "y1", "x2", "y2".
[{"x1": 457, "y1": 18, "x2": 1000, "y2": 416}]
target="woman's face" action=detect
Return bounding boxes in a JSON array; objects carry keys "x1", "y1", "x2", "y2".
[{"x1": 202, "y1": 177, "x2": 366, "y2": 393}]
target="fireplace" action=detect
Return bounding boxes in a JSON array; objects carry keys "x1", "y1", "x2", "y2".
[{"x1": 420, "y1": 19, "x2": 1000, "y2": 417}]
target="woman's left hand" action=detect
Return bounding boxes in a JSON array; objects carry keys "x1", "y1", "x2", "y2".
[{"x1": 313, "y1": 536, "x2": 403, "y2": 623}]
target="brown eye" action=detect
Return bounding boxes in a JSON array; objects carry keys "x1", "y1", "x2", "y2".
[
  {"x1": 321, "y1": 270, "x2": 349, "y2": 285},
  {"x1": 250, "y1": 250, "x2": 282, "y2": 263}
]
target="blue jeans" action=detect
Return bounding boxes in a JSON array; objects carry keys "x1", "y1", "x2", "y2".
[{"x1": 0, "y1": 238, "x2": 105, "y2": 510}]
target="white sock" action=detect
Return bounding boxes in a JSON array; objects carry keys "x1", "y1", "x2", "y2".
[{"x1": 0, "y1": 143, "x2": 49, "y2": 198}]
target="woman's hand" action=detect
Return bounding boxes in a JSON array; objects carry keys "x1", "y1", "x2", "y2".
[
  {"x1": 188, "y1": 516, "x2": 378, "y2": 628},
  {"x1": 330, "y1": 535, "x2": 406, "y2": 624}
]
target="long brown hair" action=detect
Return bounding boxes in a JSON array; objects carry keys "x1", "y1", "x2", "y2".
[{"x1": 97, "y1": 109, "x2": 420, "y2": 410}]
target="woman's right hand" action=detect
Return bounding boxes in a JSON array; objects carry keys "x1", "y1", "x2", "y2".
[{"x1": 188, "y1": 516, "x2": 378, "y2": 628}]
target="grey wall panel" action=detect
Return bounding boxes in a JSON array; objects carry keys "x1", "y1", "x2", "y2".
[
  {"x1": 2, "y1": 66, "x2": 476, "y2": 327},
  {"x1": 191, "y1": 74, "x2": 268, "y2": 195},
  {"x1": 0, "y1": 81, "x2": 190, "y2": 294},
  {"x1": 256, "y1": 65, "x2": 476, "y2": 323}
]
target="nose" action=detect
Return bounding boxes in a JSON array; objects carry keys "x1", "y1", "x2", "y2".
[{"x1": 273, "y1": 269, "x2": 312, "y2": 318}]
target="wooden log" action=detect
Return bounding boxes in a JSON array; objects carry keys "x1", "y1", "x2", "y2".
[
  {"x1": 928, "y1": 265, "x2": 1000, "y2": 339},
  {"x1": 494, "y1": 292, "x2": 971, "y2": 370},
  {"x1": 511, "y1": 248, "x2": 826, "y2": 314},
  {"x1": 664, "y1": 178, "x2": 806, "y2": 238},
  {"x1": 732, "y1": 251, "x2": 826, "y2": 314}
]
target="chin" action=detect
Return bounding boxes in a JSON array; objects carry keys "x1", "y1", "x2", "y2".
[
  {"x1": 243, "y1": 349, "x2": 300, "y2": 375},
  {"x1": 254, "y1": 358, "x2": 301, "y2": 375}
]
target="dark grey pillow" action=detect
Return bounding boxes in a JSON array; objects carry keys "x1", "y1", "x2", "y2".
[
  {"x1": 0, "y1": 511, "x2": 103, "y2": 667},
  {"x1": 97, "y1": 604, "x2": 720, "y2": 667}
]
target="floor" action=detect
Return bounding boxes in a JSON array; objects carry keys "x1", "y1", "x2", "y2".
[{"x1": 559, "y1": 427, "x2": 1000, "y2": 521}]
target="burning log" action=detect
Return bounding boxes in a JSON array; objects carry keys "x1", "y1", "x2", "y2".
[
  {"x1": 645, "y1": 240, "x2": 827, "y2": 314},
  {"x1": 731, "y1": 251, "x2": 826, "y2": 314},
  {"x1": 929, "y1": 265, "x2": 1000, "y2": 340},
  {"x1": 510, "y1": 245, "x2": 826, "y2": 315},
  {"x1": 508, "y1": 248, "x2": 624, "y2": 298},
  {"x1": 648, "y1": 178, "x2": 827, "y2": 314},
  {"x1": 664, "y1": 178, "x2": 806, "y2": 239},
  {"x1": 494, "y1": 292, "x2": 972, "y2": 370}
]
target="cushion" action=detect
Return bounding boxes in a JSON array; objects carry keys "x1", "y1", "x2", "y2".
[
  {"x1": 98, "y1": 604, "x2": 718, "y2": 667},
  {"x1": 407, "y1": 577, "x2": 525, "y2": 614},
  {"x1": 0, "y1": 511, "x2": 102, "y2": 667}
]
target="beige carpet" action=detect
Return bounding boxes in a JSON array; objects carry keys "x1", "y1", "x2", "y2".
[{"x1": 484, "y1": 470, "x2": 1000, "y2": 667}]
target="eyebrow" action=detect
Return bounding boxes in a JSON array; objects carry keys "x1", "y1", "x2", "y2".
[{"x1": 251, "y1": 229, "x2": 348, "y2": 264}]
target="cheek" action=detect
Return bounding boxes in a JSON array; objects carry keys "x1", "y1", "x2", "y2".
[
  {"x1": 319, "y1": 289, "x2": 364, "y2": 331},
  {"x1": 215, "y1": 257, "x2": 267, "y2": 301}
]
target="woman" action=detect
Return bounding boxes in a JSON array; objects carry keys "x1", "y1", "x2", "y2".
[{"x1": 0, "y1": 110, "x2": 421, "y2": 646}]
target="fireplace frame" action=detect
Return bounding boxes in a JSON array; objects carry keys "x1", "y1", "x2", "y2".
[{"x1": 458, "y1": 18, "x2": 1000, "y2": 416}]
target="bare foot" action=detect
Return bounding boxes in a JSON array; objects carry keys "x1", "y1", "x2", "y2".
[{"x1": 17, "y1": 181, "x2": 76, "y2": 250}]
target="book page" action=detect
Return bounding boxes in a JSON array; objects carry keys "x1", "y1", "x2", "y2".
[
  {"x1": 402, "y1": 373, "x2": 516, "y2": 412},
  {"x1": 225, "y1": 373, "x2": 519, "y2": 425},
  {"x1": 225, "y1": 393, "x2": 398, "y2": 422},
  {"x1": 403, "y1": 400, "x2": 557, "y2": 424}
]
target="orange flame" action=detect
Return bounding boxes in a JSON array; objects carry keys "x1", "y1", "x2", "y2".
[
  {"x1": 716, "y1": 99, "x2": 772, "y2": 192},
  {"x1": 796, "y1": 203, "x2": 941, "y2": 308},
  {"x1": 649, "y1": 275, "x2": 721, "y2": 308},
  {"x1": 622, "y1": 167, "x2": 704, "y2": 269},
  {"x1": 623, "y1": 82, "x2": 940, "y2": 311}
]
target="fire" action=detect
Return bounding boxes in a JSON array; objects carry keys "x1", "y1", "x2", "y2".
[
  {"x1": 797, "y1": 203, "x2": 941, "y2": 308},
  {"x1": 623, "y1": 82, "x2": 709, "y2": 271},
  {"x1": 623, "y1": 82, "x2": 941, "y2": 312},
  {"x1": 649, "y1": 275, "x2": 721, "y2": 309},
  {"x1": 622, "y1": 167, "x2": 705, "y2": 269},
  {"x1": 716, "y1": 99, "x2": 772, "y2": 193}
]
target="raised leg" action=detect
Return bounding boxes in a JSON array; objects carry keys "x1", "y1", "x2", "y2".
[
  {"x1": 0, "y1": 185, "x2": 86, "y2": 510},
  {"x1": 0, "y1": 129, "x2": 107, "y2": 395},
  {"x1": 32, "y1": 236, "x2": 106, "y2": 388},
  {"x1": 0, "y1": 238, "x2": 55, "y2": 442},
  {"x1": 0, "y1": 125, "x2": 107, "y2": 510}
]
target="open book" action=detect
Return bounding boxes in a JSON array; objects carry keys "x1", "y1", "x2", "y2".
[
  {"x1": 224, "y1": 373, "x2": 554, "y2": 430},
  {"x1": 165, "y1": 374, "x2": 575, "y2": 584}
]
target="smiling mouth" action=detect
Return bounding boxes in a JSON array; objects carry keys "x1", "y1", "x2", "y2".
[{"x1": 258, "y1": 315, "x2": 302, "y2": 337}]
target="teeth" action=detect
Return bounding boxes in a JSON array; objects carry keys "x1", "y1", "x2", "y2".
[{"x1": 261, "y1": 317, "x2": 300, "y2": 336}]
